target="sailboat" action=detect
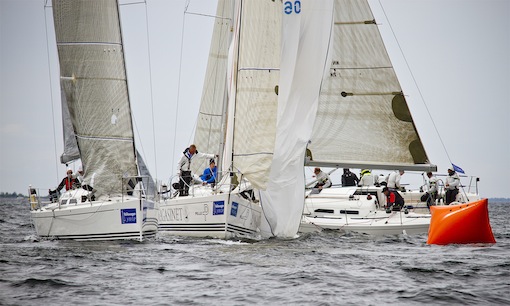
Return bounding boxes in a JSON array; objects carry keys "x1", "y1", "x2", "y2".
[
  {"x1": 29, "y1": 0, "x2": 158, "y2": 241},
  {"x1": 157, "y1": 0, "x2": 281, "y2": 240},
  {"x1": 298, "y1": 0, "x2": 483, "y2": 236}
]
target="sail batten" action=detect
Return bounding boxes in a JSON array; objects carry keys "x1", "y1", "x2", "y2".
[{"x1": 57, "y1": 42, "x2": 122, "y2": 46}]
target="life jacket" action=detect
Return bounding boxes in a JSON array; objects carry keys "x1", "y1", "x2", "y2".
[
  {"x1": 387, "y1": 191, "x2": 404, "y2": 206},
  {"x1": 181, "y1": 147, "x2": 198, "y2": 171},
  {"x1": 65, "y1": 177, "x2": 76, "y2": 191}
]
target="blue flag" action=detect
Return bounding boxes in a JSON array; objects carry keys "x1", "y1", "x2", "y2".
[{"x1": 452, "y1": 163, "x2": 465, "y2": 174}]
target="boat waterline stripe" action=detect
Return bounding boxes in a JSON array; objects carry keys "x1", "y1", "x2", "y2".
[
  {"x1": 40, "y1": 230, "x2": 157, "y2": 241},
  {"x1": 227, "y1": 224, "x2": 256, "y2": 234},
  {"x1": 159, "y1": 223, "x2": 256, "y2": 234}
]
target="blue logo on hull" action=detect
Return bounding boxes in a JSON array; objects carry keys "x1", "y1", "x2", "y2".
[
  {"x1": 231, "y1": 202, "x2": 238, "y2": 217},
  {"x1": 213, "y1": 201, "x2": 225, "y2": 215},
  {"x1": 121, "y1": 208, "x2": 137, "y2": 224}
]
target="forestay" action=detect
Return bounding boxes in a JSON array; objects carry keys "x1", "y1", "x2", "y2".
[
  {"x1": 260, "y1": 0, "x2": 334, "y2": 237},
  {"x1": 53, "y1": 0, "x2": 138, "y2": 195},
  {"x1": 306, "y1": 0, "x2": 436, "y2": 172}
]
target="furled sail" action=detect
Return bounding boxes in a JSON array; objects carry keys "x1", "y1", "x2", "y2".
[
  {"x1": 306, "y1": 0, "x2": 436, "y2": 172},
  {"x1": 192, "y1": 0, "x2": 234, "y2": 176},
  {"x1": 230, "y1": 0, "x2": 281, "y2": 189},
  {"x1": 59, "y1": 82, "x2": 80, "y2": 164},
  {"x1": 260, "y1": 0, "x2": 334, "y2": 237},
  {"x1": 53, "y1": 0, "x2": 138, "y2": 196}
]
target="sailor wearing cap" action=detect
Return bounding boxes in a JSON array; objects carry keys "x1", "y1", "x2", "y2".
[
  {"x1": 200, "y1": 159, "x2": 218, "y2": 185},
  {"x1": 358, "y1": 169, "x2": 375, "y2": 186},
  {"x1": 445, "y1": 166, "x2": 460, "y2": 204}
]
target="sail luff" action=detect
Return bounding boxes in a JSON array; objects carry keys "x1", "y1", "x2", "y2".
[
  {"x1": 59, "y1": 81, "x2": 80, "y2": 164},
  {"x1": 231, "y1": 0, "x2": 282, "y2": 189},
  {"x1": 222, "y1": 0, "x2": 241, "y2": 176}
]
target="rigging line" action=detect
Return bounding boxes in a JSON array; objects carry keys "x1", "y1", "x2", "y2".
[
  {"x1": 119, "y1": 1, "x2": 146, "y2": 6},
  {"x1": 377, "y1": 0, "x2": 452, "y2": 164},
  {"x1": 143, "y1": 0, "x2": 158, "y2": 181},
  {"x1": 185, "y1": 11, "x2": 232, "y2": 20},
  {"x1": 43, "y1": 2, "x2": 60, "y2": 185},
  {"x1": 171, "y1": 1, "x2": 189, "y2": 177}
]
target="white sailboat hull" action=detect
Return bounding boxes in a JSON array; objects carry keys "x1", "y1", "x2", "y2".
[
  {"x1": 158, "y1": 187, "x2": 263, "y2": 240},
  {"x1": 300, "y1": 213, "x2": 430, "y2": 236},
  {"x1": 299, "y1": 186, "x2": 431, "y2": 236},
  {"x1": 31, "y1": 190, "x2": 158, "y2": 241}
]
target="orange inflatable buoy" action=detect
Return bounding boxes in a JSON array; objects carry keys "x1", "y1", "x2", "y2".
[{"x1": 427, "y1": 198, "x2": 496, "y2": 245}]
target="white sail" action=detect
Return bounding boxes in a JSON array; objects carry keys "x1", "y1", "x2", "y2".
[
  {"x1": 307, "y1": 0, "x2": 436, "y2": 172},
  {"x1": 53, "y1": 0, "x2": 138, "y2": 195},
  {"x1": 192, "y1": 0, "x2": 234, "y2": 176},
  {"x1": 260, "y1": 0, "x2": 334, "y2": 237},
  {"x1": 231, "y1": 0, "x2": 282, "y2": 189}
]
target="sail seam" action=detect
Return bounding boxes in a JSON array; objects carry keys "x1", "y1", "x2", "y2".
[
  {"x1": 76, "y1": 135, "x2": 133, "y2": 142},
  {"x1": 335, "y1": 20, "x2": 376, "y2": 25},
  {"x1": 234, "y1": 152, "x2": 273, "y2": 157},
  {"x1": 330, "y1": 66, "x2": 392, "y2": 70},
  {"x1": 238, "y1": 67, "x2": 280, "y2": 71},
  {"x1": 60, "y1": 76, "x2": 127, "y2": 81},
  {"x1": 199, "y1": 111, "x2": 222, "y2": 117},
  {"x1": 57, "y1": 42, "x2": 122, "y2": 46}
]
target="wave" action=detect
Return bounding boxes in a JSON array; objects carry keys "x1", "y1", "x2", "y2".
[{"x1": 11, "y1": 278, "x2": 76, "y2": 289}]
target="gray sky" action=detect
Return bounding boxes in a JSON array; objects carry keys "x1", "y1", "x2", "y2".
[{"x1": 1, "y1": 0, "x2": 509, "y2": 198}]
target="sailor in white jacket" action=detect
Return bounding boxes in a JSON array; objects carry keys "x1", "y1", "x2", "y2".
[
  {"x1": 177, "y1": 144, "x2": 215, "y2": 196},
  {"x1": 313, "y1": 168, "x2": 331, "y2": 190},
  {"x1": 445, "y1": 167, "x2": 460, "y2": 204},
  {"x1": 358, "y1": 169, "x2": 375, "y2": 186},
  {"x1": 387, "y1": 170, "x2": 405, "y2": 191}
]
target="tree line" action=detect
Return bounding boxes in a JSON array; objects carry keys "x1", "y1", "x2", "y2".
[{"x1": 0, "y1": 192, "x2": 25, "y2": 198}]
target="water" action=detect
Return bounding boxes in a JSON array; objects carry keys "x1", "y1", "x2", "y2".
[{"x1": 1, "y1": 198, "x2": 509, "y2": 305}]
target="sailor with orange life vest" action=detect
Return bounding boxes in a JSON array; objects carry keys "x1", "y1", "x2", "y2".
[
  {"x1": 382, "y1": 186, "x2": 405, "y2": 211},
  {"x1": 50, "y1": 169, "x2": 81, "y2": 195}
]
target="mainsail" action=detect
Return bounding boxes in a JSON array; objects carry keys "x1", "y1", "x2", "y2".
[
  {"x1": 307, "y1": 0, "x2": 436, "y2": 172},
  {"x1": 260, "y1": 0, "x2": 334, "y2": 237},
  {"x1": 53, "y1": 0, "x2": 139, "y2": 195}
]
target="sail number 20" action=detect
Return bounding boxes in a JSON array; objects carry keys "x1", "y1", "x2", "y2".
[{"x1": 284, "y1": 1, "x2": 301, "y2": 14}]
